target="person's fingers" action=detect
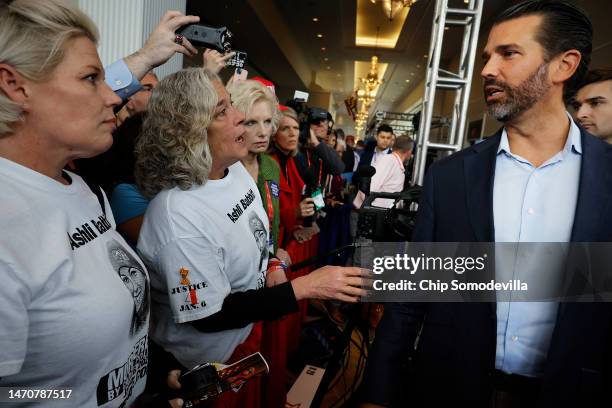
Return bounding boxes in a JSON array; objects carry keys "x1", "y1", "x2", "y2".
[
  {"x1": 181, "y1": 38, "x2": 198, "y2": 55},
  {"x1": 167, "y1": 369, "x2": 182, "y2": 389},
  {"x1": 342, "y1": 267, "x2": 372, "y2": 277},
  {"x1": 338, "y1": 283, "x2": 368, "y2": 298},
  {"x1": 342, "y1": 276, "x2": 370, "y2": 288},
  {"x1": 160, "y1": 10, "x2": 184, "y2": 24},
  {"x1": 220, "y1": 51, "x2": 236, "y2": 62},
  {"x1": 169, "y1": 398, "x2": 184, "y2": 408},
  {"x1": 335, "y1": 293, "x2": 359, "y2": 303},
  {"x1": 168, "y1": 14, "x2": 200, "y2": 31},
  {"x1": 174, "y1": 44, "x2": 196, "y2": 58}
]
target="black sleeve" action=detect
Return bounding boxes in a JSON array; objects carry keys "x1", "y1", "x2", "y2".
[
  {"x1": 315, "y1": 143, "x2": 345, "y2": 175},
  {"x1": 190, "y1": 281, "x2": 299, "y2": 333},
  {"x1": 411, "y1": 163, "x2": 436, "y2": 242}
]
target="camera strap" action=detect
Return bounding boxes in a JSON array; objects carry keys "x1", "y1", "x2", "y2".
[{"x1": 305, "y1": 150, "x2": 323, "y2": 187}]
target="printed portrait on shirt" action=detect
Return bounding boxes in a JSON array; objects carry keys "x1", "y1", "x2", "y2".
[
  {"x1": 107, "y1": 240, "x2": 150, "y2": 336},
  {"x1": 248, "y1": 212, "x2": 267, "y2": 288}
]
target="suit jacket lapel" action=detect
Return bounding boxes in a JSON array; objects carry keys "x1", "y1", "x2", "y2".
[
  {"x1": 463, "y1": 132, "x2": 501, "y2": 323},
  {"x1": 463, "y1": 132, "x2": 501, "y2": 243}
]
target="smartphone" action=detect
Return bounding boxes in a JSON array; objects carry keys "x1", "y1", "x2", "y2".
[
  {"x1": 233, "y1": 68, "x2": 248, "y2": 82},
  {"x1": 226, "y1": 51, "x2": 247, "y2": 69}
]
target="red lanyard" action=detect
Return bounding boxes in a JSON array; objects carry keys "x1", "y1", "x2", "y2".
[{"x1": 264, "y1": 181, "x2": 274, "y2": 233}]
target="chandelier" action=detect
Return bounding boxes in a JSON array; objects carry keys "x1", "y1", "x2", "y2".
[
  {"x1": 370, "y1": 0, "x2": 418, "y2": 21},
  {"x1": 361, "y1": 55, "x2": 382, "y2": 89},
  {"x1": 352, "y1": 55, "x2": 382, "y2": 136}
]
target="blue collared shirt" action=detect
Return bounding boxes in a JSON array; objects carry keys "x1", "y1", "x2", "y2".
[
  {"x1": 493, "y1": 114, "x2": 582, "y2": 377},
  {"x1": 104, "y1": 59, "x2": 143, "y2": 102}
]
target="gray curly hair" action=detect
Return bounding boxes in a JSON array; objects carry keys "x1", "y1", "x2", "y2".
[
  {"x1": 135, "y1": 68, "x2": 220, "y2": 198},
  {"x1": 0, "y1": 0, "x2": 98, "y2": 137}
]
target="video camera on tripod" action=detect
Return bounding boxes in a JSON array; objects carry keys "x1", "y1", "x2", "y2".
[{"x1": 355, "y1": 166, "x2": 421, "y2": 241}]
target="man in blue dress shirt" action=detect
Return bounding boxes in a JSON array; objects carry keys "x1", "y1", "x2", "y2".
[{"x1": 361, "y1": 2, "x2": 612, "y2": 407}]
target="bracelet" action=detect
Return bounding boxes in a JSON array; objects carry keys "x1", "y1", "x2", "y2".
[{"x1": 267, "y1": 258, "x2": 288, "y2": 273}]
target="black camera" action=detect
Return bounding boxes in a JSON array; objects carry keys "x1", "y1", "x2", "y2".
[
  {"x1": 307, "y1": 107, "x2": 332, "y2": 125},
  {"x1": 301, "y1": 107, "x2": 334, "y2": 147},
  {"x1": 178, "y1": 24, "x2": 233, "y2": 52},
  {"x1": 356, "y1": 187, "x2": 421, "y2": 241}
]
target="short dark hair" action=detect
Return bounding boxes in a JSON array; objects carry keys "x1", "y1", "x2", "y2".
[
  {"x1": 579, "y1": 68, "x2": 612, "y2": 89},
  {"x1": 493, "y1": 0, "x2": 593, "y2": 100},
  {"x1": 334, "y1": 128, "x2": 345, "y2": 140},
  {"x1": 377, "y1": 124, "x2": 394, "y2": 134}
]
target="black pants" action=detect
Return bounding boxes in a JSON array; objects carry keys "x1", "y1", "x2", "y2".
[{"x1": 489, "y1": 370, "x2": 542, "y2": 408}]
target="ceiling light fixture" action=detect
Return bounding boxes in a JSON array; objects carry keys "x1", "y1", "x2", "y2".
[
  {"x1": 321, "y1": 47, "x2": 326, "y2": 51},
  {"x1": 350, "y1": 26, "x2": 386, "y2": 135},
  {"x1": 317, "y1": 34, "x2": 323, "y2": 38},
  {"x1": 371, "y1": 0, "x2": 418, "y2": 21},
  {"x1": 312, "y1": 17, "x2": 319, "y2": 22}
]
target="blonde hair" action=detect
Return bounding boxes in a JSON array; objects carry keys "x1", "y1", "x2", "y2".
[
  {"x1": 0, "y1": 0, "x2": 98, "y2": 137},
  {"x1": 270, "y1": 107, "x2": 300, "y2": 156},
  {"x1": 135, "y1": 68, "x2": 219, "y2": 198},
  {"x1": 227, "y1": 79, "x2": 280, "y2": 132}
]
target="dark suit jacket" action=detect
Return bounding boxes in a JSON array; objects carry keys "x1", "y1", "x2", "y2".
[
  {"x1": 361, "y1": 128, "x2": 612, "y2": 407},
  {"x1": 359, "y1": 139, "x2": 392, "y2": 168}
]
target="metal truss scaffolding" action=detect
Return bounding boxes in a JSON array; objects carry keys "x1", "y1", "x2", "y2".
[{"x1": 411, "y1": 0, "x2": 483, "y2": 185}]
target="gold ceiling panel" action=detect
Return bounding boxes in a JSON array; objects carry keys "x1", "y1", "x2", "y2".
[{"x1": 355, "y1": 0, "x2": 410, "y2": 48}]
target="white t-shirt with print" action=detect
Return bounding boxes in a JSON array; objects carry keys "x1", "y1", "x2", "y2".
[
  {"x1": 138, "y1": 162, "x2": 269, "y2": 368},
  {"x1": 0, "y1": 158, "x2": 150, "y2": 407}
]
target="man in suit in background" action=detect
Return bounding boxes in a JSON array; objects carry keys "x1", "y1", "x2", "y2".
[
  {"x1": 360, "y1": 124, "x2": 395, "y2": 167},
  {"x1": 572, "y1": 68, "x2": 612, "y2": 144},
  {"x1": 361, "y1": 1, "x2": 612, "y2": 407}
]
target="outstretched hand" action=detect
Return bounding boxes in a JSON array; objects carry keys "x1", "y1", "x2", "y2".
[
  {"x1": 292, "y1": 266, "x2": 371, "y2": 302},
  {"x1": 124, "y1": 11, "x2": 200, "y2": 80}
]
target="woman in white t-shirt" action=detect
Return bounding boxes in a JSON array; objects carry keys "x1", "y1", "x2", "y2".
[
  {"x1": 135, "y1": 68, "x2": 369, "y2": 408},
  {"x1": 0, "y1": 1, "x2": 192, "y2": 407}
]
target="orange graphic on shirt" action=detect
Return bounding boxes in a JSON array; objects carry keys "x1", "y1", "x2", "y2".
[{"x1": 179, "y1": 267, "x2": 198, "y2": 305}]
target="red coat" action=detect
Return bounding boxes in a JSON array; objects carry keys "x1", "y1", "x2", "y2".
[
  {"x1": 262, "y1": 152, "x2": 318, "y2": 408},
  {"x1": 272, "y1": 152, "x2": 305, "y2": 246}
]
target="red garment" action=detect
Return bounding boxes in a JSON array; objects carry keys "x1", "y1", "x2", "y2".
[
  {"x1": 260, "y1": 153, "x2": 318, "y2": 408},
  {"x1": 209, "y1": 323, "x2": 262, "y2": 408},
  {"x1": 273, "y1": 153, "x2": 304, "y2": 245}
]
